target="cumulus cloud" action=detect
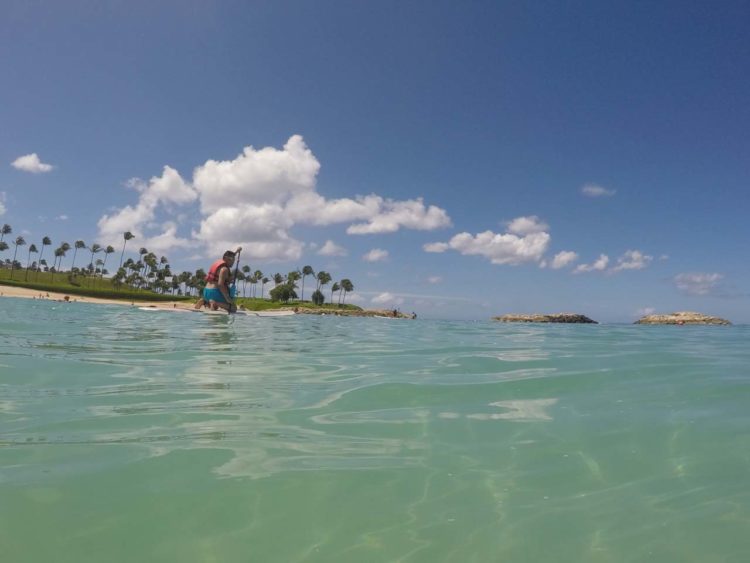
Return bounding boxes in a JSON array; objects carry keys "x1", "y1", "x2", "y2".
[
  {"x1": 346, "y1": 198, "x2": 451, "y2": 234},
  {"x1": 371, "y1": 292, "x2": 404, "y2": 306},
  {"x1": 424, "y1": 216, "x2": 550, "y2": 265},
  {"x1": 423, "y1": 242, "x2": 449, "y2": 253},
  {"x1": 674, "y1": 273, "x2": 723, "y2": 296},
  {"x1": 191, "y1": 135, "x2": 449, "y2": 259},
  {"x1": 11, "y1": 153, "x2": 54, "y2": 173},
  {"x1": 506, "y1": 215, "x2": 549, "y2": 235},
  {"x1": 550, "y1": 251, "x2": 579, "y2": 269},
  {"x1": 363, "y1": 248, "x2": 389, "y2": 262},
  {"x1": 573, "y1": 254, "x2": 610, "y2": 273},
  {"x1": 611, "y1": 250, "x2": 653, "y2": 272},
  {"x1": 0, "y1": 192, "x2": 6, "y2": 216},
  {"x1": 427, "y1": 276, "x2": 442, "y2": 284},
  {"x1": 99, "y1": 135, "x2": 450, "y2": 259},
  {"x1": 57, "y1": 214, "x2": 68, "y2": 221},
  {"x1": 581, "y1": 183, "x2": 615, "y2": 197},
  {"x1": 98, "y1": 166, "x2": 196, "y2": 244},
  {"x1": 195, "y1": 204, "x2": 302, "y2": 261},
  {"x1": 318, "y1": 240, "x2": 347, "y2": 257},
  {"x1": 194, "y1": 135, "x2": 320, "y2": 213},
  {"x1": 142, "y1": 222, "x2": 192, "y2": 255}
]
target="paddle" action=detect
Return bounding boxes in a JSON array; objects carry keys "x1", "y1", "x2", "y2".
[{"x1": 229, "y1": 246, "x2": 242, "y2": 312}]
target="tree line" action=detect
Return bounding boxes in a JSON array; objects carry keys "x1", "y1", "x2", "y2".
[{"x1": 0, "y1": 224, "x2": 354, "y2": 305}]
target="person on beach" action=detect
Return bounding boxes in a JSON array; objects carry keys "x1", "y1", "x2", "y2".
[{"x1": 199, "y1": 247, "x2": 241, "y2": 312}]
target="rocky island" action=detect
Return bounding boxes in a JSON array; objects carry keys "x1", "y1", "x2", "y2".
[
  {"x1": 493, "y1": 313, "x2": 598, "y2": 324},
  {"x1": 634, "y1": 311, "x2": 731, "y2": 325}
]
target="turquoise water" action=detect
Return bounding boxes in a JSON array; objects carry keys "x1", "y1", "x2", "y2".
[{"x1": 1, "y1": 297, "x2": 749, "y2": 563}]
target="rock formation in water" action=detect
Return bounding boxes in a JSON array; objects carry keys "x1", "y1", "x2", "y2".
[
  {"x1": 492, "y1": 313, "x2": 598, "y2": 324},
  {"x1": 634, "y1": 311, "x2": 731, "y2": 325}
]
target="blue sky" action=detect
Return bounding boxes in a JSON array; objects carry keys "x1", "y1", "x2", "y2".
[{"x1": 1, "y1": 0, "x2": 748, "y2": 321}]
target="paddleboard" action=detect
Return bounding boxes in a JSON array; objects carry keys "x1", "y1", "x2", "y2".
[
  {"x1": 137, "y1": 306, "x2": 192, "y2": 313},
  {"x1": 137, "y1": 306, "x2": 296, "y2": 317}
]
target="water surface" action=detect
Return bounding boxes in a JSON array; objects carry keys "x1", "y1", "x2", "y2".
[{"x1": 1, "y1": 298, "x2": 749, "y2": 562}]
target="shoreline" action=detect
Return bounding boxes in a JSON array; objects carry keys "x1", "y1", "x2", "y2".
[
  {"x1": 0, "y1": 285, "x2": 194, "y2": 310},
  {"x1": 0, "y1": 286, "x2": 414, "y2": 318}
]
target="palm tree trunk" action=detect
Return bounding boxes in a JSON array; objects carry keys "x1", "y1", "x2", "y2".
[
  {"x1": 24, "y1": 248, "x2": 32, "y2": 281},
  {"x1": 36, "y1": 245, "x2": 46, "y2": 280},
  {"x1": 119, "y1": 239, "x2": 127, "y2": 270},
  {"x1": 10, "y1": 246, "x2": 19, "y2": 279}
]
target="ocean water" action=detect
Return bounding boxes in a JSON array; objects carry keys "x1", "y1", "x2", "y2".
[{"x1": 1, "y1": 297, "x2": 749, "y2": 563}]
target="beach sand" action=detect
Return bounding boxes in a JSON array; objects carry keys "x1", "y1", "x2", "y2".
[{"x1": 0, "y1": 285, "x2": 194, "y2": 310}]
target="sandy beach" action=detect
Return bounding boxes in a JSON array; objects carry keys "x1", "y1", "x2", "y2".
[{"x1": 0, "y1": 285, "x2": 194, "y2": 310}]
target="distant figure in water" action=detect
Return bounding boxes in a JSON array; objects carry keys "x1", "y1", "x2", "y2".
[{"x1": 200, "y1": 247, "x2": 241, "y2": 313}]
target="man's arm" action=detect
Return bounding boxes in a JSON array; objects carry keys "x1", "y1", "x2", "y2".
[{"x1": 218, "y1": 268, "x2": 233, "y2": 303}]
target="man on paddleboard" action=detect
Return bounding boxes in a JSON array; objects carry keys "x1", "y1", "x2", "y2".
[{"x1": 200, "y1": 247, "x2": 241, "y2": 312}]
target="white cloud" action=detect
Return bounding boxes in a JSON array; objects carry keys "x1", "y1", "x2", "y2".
[
  {"x1": 637, "y1": 307, "x2": 656, "y2": 316},
  {"x1": 674, "y1": 272, "x2": 723, "y2": 296},
  {"x1": 427, "y1": 276, "x2": 442, "y2": 284},
  {"x1": 581, "y1": 183, "x2": 615, "y2": 197},
  {"x1": 363, "y1": 248, "x2": 389, "y2": 262},
  {"x1": 141, "y1": 222, "x2": 192, "y2": 255},
  {"x1": 424, "y1": 216, "x2": 551, "y2": 266},
  {"x1": 56, "y1": 214, "x2": 68, "y2": 221},
  {"x1": 506, "y1": 215, "x2": 549, "y2": 235},
  {"x1": 99, "y1": 135, "x2": 449, "y2": 259},
  {"x1": 346, "y1": 198, "x2": 451, "y2": 234},
  {"x1": 573, "y1": 254, "x2": 610, "y2": 273},
  {"x1": 318, "y1": 240, "x2": 348, "y2": 257},
  {"x1": 194, "y1": 135, "x2": 320, "y2": 213},
  {"x1": 550, "y1": 251, "x2": 579, "y2": 269},
  {"x1": 423, "y1": 242, "x2": 449, "y2": 253},
  {"x1": 344, "y1": 291, "x2": 365, "y2": 304},
  {"x1": 192, "y1": 136, "x2": 449, "y2": 260},
  {"x1": 195, "y1": 204, "x2": 302, "y2": 261},
  {"x1": 0, "y1": 192, "x2": 5, "y2": 216},
  {"x1": 611, "y1": 250, "x2": 652, "y2": 272},
  {"x1": 11, "y1": 153, "x2": 54, "y2": 173},
  {"x1": 371, "y1": 292, "x2": 404, "y2": 306},
  {"x1": 98, "y1": 166, "x2": 196, "y2": 245}
]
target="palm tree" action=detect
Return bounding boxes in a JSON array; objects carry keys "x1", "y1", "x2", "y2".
[
  {"x1": 300, "y1": 265, "x2": 314, "y2": 301},
  {"x1": 0, "y1": 241, "x2": 8, "y2": 258},
  {"x1": 71, "y1": 240, "x2": 86, "y2": 271},
  {"x1": 340, "y1": 279, "x2": 354, "y2": 305},
  {"x1": 36, "y1": 236, "x2": 51, "y2": 280},
  {"x1": 24, "y1": 244, "x2": 38, "y2": 280},
  {"x1": 261, "y1": 277, "x2": 269, "y2": 299},
  {"x1": 52, "y1": 247, "x2": 65, "y2": 277},
  {"x1": 253, "y1": 270, "x2": 263, "y2": 298},
  {"x1": 56, "y1": 242, "x2": 71, "y2": 273},
  {"x1": 119, "y1": 231, "x2": 135, "y2": 270},
  {"x1": 1, "y1": 224, "x2": 11, "y2": 242},
  {"x1": 87, "y1": 244, "x2": 102, "y2": 283},
  {"x1": 241, "y1": 265, "x2": 250, "y2": 297},
  {"x1": 331, "y1": 282, "x2": 340, "y2": 304},
  {"x1": 316, "y1": 270, "x2": 331, "y2": 291},
  {"x1": 100, "y1": 246, "x2": 115, "y2": 283},
  {"x1": 273, "y1": 273, "x2": 284, "y2": 286},
  {"x1": 10, "y1": 236, "x2": 26, "y2": 279}
]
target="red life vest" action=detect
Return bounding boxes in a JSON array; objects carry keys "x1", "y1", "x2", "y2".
[{"x1": 206, "y1": 259, "x2": 229, "y2": 285}]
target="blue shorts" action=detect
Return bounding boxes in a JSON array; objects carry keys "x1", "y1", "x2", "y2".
[{"x1": 203, "y1": 287, "x2": 230, "y2": 303}]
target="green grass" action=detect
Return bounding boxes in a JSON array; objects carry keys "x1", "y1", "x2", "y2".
[
  {"x1": 0, "y1": 268, "x2": 189, "y2": 302},
  {"x1": 235, "y1": 296, "x2": 362, "y2": 312},
  {"x1": 0, "y1": 268, "x2": 364, "y2": 310}
]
